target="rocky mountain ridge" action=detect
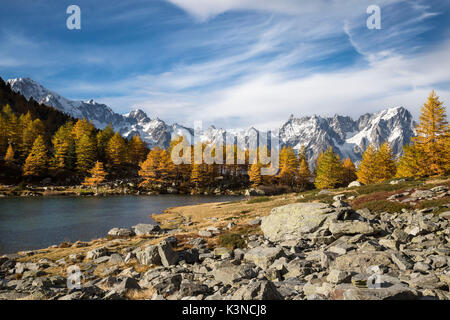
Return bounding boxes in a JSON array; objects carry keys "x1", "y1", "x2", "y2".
[{"x1": 7, "y1": 77, "x2": 416, "y2": 163}]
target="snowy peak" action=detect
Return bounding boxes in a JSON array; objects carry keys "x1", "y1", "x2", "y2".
[
  {"x1": 279, "y1": 106, "x2": 415, "y2": 164},
  {"x1": 126, "y1": 109, "x2": 150, "y2": 124}
]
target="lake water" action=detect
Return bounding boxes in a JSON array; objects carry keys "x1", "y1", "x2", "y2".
[{"x1": 0, "y1": 195, "x2": 241, "y2": 254}]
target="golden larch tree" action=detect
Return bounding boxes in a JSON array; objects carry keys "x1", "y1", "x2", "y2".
[
  {"x1": 82, "y1": 161, "x2": 107, "y2": 192},
  {"x1": 4, "y1": 144, "x2": 14, "y2": 164},
  {"x1": 128, "y1": 135, "x2": 148, "y2": 165},
  {"x1": 96, "y1": 124, "x2": 115, "y2": 162},
  {"x1": 298, "y1": 158, "x2": 311, "y2": 190},
  {"x1": 396, "y1": 143, "x2": 424, "y2": 178},
  {"x1": 374, "y1": 142, "x2": 397, "y2": 182},
  {"x1": 158, "y1": 149, "x2": 176, "y2": 184},
  {"x1": 72, "y1": 118, "x2": 95, "y2": 141},
  {"x1": 248, "y1": 162, "x2": 262, "y2": 188},
  {"x1": 314, "y1": 147, "x2": 343, "y2": 189},
  {"x1": 138, "y1": 147, "x2": 162, "y2": 187},
  {"x1": 277, "y1": 146, "x2": 299, "y2": 186},
  {"x1": 412, "y1": 91, "x2": 449, "y2": 176},
  {"x1": 356, "y1": 144, "x2": 378, "y2": 185},
  {"x1": 23, "y1": 135, "x2": 48, "y2": 177},
  {"x1": 106, "y1": 132, "x2": 127, "y2": 167},
  {"x1": 342, "y1": 157, "x2": 357, "y2": 186},
  {"x1": 51, "y1": 122, "x2": 74, "y2": 169},
  {"x1": 190, "y1": 163, "x2": 205, "y2": 189},
  {"x1": 75, "y1": 134, "x2": 97, "y2": 174}
]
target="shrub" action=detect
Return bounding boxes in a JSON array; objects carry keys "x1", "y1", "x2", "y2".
[
  {"x1": 247, "y1": 197, "x2": 271, "y2": 204},
  {"x1": 218, "y1": 233, "x2": 246, "y2": 249}
]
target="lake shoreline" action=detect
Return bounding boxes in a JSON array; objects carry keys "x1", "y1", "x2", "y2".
[{"x1": 0, "y1": 185, "x2": 247, "y2": 198}]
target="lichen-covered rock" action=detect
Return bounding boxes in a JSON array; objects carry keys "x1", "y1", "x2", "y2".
[
  {"x1": 132, "y1": 223, "x2": 160, "y2": 235},
  {"x1": 232, "y1": 279, "x2": 283, "y2": 300},
  {"x1": 107, "y1": 228, "x2": 135, "y2": 237},
  {"x1": 261, "y1": 203, "x2": 333, "y2": 241},
  {"x1": 136, "y1": 245, "x2": 161, "y2": 265},
  {"x1": 244, "y1": 247, "x2": 285, "y2": 269},
  {"x1": 158, "y1": 241, "x2": 179, "y2": 267},
  {"x1": 329, "y1": 221, "x2": 376, "y2": 237},
  {"x1": 212, "y1": 261, "x2": 257, "y2": 285}
]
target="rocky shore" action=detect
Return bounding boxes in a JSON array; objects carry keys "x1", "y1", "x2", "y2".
[
  {"x1": 0, "y1": 184, "x2": 449, "y2": 300},
  {"x1": 0, "y1": 181, "x2": 257, "y2": 198}
]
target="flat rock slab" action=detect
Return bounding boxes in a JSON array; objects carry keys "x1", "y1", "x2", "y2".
[
  {"x1": 261, "y1": 203, "x2": 333, "y2": 242},
  {"x1": 132, "y1": 224, "x2": 160, "y2": 235},
  {"x1": 336, "y1": 284, "x2": 419, "y2": 300},
  {"x1": 107, "y1": 228, "x2": 135, "y2": 237},
  {"x1": 329, "y1": 221, "x2": 376, "y2": 237},
  {"x1": 333, "y1": 251, "x2": 393, "y2": 273},
  {"x1": 212, "y1": 261, "x2": 257, "y2": 285},
  {"x1": 244, "y1": 247, "x2": 285, "y2": 269}
]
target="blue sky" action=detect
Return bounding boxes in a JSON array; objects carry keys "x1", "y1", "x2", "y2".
[{"x1": 1, "y1": 0, "x2": 449, "y2": 129}]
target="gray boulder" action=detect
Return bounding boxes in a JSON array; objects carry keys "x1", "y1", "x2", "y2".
[
  {"x1": 261, "y1": 203, "x2": 333, "y2": 241},
  {"x1": 341, "y1": 284, "x2": 418, "y2": 300},
  {"x1": 136, "y1": 245, "x2": 161, "y2": 265},
  {"x1": 132, "y1": 224, "x2": 160, "y2": 235},
  {"x1": 232, "y1": 279, "x2": 283, "y2": 300},
  {"x1": 107, "y1": 228, "x2": 135, "y2": 237},
  {"x1": 86, "y1": 247, "x2": 107, "y2": 260},
  {"x1": 158, "y1": 241, "x2": 179, "y2": 267},
  {"x1": 244, "y1": 247, "x2": 285, "y2": 269},
  {"x1": 212, "y1": 261, "x2": 257, "y2": 285}
]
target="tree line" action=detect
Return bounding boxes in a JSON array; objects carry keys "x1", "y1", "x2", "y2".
[{"x1": 1, "y1": 91, "x2": 448, "y2": 192}]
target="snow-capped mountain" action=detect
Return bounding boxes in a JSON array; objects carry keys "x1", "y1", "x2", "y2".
[
  {"x1": 279, "y1": 108, "x2": 416, "y2": 164},
  {"x1": 7, "y1": 77, "x2": 416, "y2": 163},
  {"x1": 7, "y1": 77, "x2": 192, "y2": 149}
]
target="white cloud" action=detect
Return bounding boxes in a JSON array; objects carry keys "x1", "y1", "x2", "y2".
[
  {"x1": 98, "y1": 38, "x2": 450, "y2": 130},
  {"x1": 166, "y1": 0, "x2": 404, "y2": 21}
]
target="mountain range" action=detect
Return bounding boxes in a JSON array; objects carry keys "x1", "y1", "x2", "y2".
[{"x1": 6, "y1": 77, "x2": 416, "y2": 164}]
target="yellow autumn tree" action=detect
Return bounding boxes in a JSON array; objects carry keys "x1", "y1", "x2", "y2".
[
  {"x1": 51, "y1": 122, "x2": 74, "y2": 170},
  {"x1": 342, "y1": 157, "x2": 357, "y2": 186},
  {"x1": 72, "y1": 118, "x2": 95, "y2": 141},
  {"x1": 412, "y1": 91, "x2": 449, "y2": 176},
  {"x1": 298, "y1": 158, "x2": 311, "y2": 190},
  {"x1": 82, "y1": 161, "x2": 107, "y2": 192},
  {"x1": 248, "y1": 162, "x2": 262, "y2": 187},
  {"x1": 106, "y1": 132, "x2": 127, "y2": 167},
  {"x1": 128, "y1": 135, "x2": 148, "y2": 165},
  {"x1": 75, "y1": 134, "x2": 97, "y2": 174},
  {"x1": 23, "y1": 135, "x2": 48, "y2": 177},
  {"x1": 4, "y1": 144, "x2": 14, "y2": 164},
  {"x1": 297, "y1": 147, "x2": 311, "y2": 189},
  {"x1": 314, "y1": 147, "x2": 343, "y2": 189},
  {"x1": 96, "y1": 124, "x2": 114, "y2": 162},
  {"x1": 277, "y1": 146, "x2": 299, "y2": 186},
  {"x1": 396, "y1": 143, "x2": 424, "y2": 178},
  {"x1": 356, "y1": 144, "x2": 378, "y2": 185},
  {"x1": 375, "y1": 142, "x2": 397, "y2": 182},
  {"x1": 190, "y1": 163, "x2": 205, "y2": 189},
  {"x1": 138, "y1": 147, "x2": 162, "y2": 187},
  {"x1": 158, "y1": 149, "x2": 176, "y2": 184}
]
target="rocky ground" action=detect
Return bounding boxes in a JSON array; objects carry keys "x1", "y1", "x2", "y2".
[{"x1": 0, "y1": 182, "x2": 449, "y2": 300}]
